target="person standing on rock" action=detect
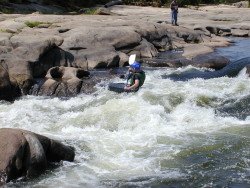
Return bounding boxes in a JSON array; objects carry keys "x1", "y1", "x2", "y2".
[
  {"x1": 124, "y1": 61, "x2": 146, "y2": 92},
  {"x1": 170, "y1": 0, "x2": 179, "y2": 26}
]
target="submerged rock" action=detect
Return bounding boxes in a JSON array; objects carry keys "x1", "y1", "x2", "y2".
[
  {"x1": 0, "y1": 128, "x2": 75, "y2": 185},
  {"x1": 216, "y1": 94, "x2": 250, "y2": 120},
  {"x1": 162, "y1": 57, "x2": 250, "y2": 81}
]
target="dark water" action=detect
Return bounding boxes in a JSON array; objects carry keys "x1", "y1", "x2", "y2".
[{"x1": 215, "y1": 37, "x2": 250, "y2": 62}]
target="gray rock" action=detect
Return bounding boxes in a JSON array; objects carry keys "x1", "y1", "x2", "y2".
[
  {"x1": 191, "y1": 54, "x2": 230, "y2": 70},
  {"x1": 231, "y1": 29, "x2": 249, "y2": 37},
  {"x1": 0, "y1": 60, "x2": 20, "y2": 101},
  {"x1": 36, "y1": 66, "x2": 90, "y2": 97},
  {"x1": 0, "y1": 128, "x2": 75, "y2": 184},
  {"x1": 0, "y1": 32, "x2": 12, "y2": 46},
  {"x1": 133, "y1": 38, "x2": 158, "y2": 58},
  {"x1": 233, "y1": 1, "x2": 249, "y2": 8}
]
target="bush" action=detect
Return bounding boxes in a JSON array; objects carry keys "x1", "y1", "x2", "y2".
[{"x1": 25, "y1": 21, "x2": 44, "y2": 28}]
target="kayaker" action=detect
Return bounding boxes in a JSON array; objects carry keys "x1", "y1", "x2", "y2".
[{"x1": 124, "y1": 61, "x2": 146, "y2": 92}]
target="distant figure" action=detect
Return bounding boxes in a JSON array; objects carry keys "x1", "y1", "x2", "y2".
[
  {"x1": 124, "y1": 61, "x2": 146, "y2": 92},
  {"x1": 170, "y1": 0, "x2": 179, "y2": 26}
]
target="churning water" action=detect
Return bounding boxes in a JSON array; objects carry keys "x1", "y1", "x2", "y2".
[{"x1": 0, "y1": 38, "x2": 250, "y2": 188}]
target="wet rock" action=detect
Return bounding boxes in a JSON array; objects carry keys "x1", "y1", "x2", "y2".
[
  {"x1": 36, "y1": 66, "x2": 90, "y2": 97},
  {"x1": 0, "y1": 60, "x2": 21, "y2": 101},
  {"x1": 38, "y1": 78, "x2": 59, "y2": 96},
  {"x1": 191, "y1": 54, "x2": 230, "y2": 70},
  {"x1": 0, "y1": 128, "x2": 75, "y2": 184},
  {"x1": 162, "y1": 57, "x2": 250, "y2": 81},
  {"x1": 246, "y1": 64, "x2": 250, "y2": 76},
  {"x1": 143, "y1": 58, "x2": 192, "y2": 68}
]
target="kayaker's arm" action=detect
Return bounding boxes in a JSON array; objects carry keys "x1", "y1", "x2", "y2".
[{"x1": 124, "y1": 79, "x2": 139, "y2": 91}]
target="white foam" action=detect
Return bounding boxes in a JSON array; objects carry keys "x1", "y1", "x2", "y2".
[{"x1": 0, "y1": 66, "x2": 249, "y2": 186}]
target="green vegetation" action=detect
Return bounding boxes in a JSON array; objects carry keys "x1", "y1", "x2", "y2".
[
  {"x1": 124, "y1": 0, "x2": 246, "y2": 7},
  {"x1": 25, "y1": 21, "x2": 43, "y2": 28},
  {"x1": 0, "y1": 7, "x2": 14, "y2": 13},
  {"x1": 82, "y1": 8, "x2": 98, "y2": 14},
  {"x1": 24, "y1": 21, "x2": 51, "y2": 28},
  {"x1": 0, "y1": 29, "x2": 8, "y2": 32},
  {"x1": 0, "y1": 0, "x2": 248, "y2": 12}
]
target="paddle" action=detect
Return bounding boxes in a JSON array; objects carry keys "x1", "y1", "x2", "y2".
[
  {"x1": 129, "y1": 54, "x2": 136, "y2": 65},
  {"x1": 126, "y1": 54, "x2": 136, "y2": 84}
]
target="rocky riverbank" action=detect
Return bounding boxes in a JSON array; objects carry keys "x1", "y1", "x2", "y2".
[{"x1": 0, "y1": 4, "x2": 250, "y2": 101}]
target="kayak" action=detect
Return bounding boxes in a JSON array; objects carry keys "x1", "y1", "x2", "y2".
[
  {"x1": 108, "y1": 83, "x2": 126, "y2": 93},
  {"x1": 108, "y1": 83, "x2": 139, "y2": 93}
]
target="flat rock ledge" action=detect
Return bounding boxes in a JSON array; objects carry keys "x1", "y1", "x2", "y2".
[
  {"x1": 0, "y1": 5, "x2": 250, "y2": 100},
  {"x1": 0, "y1": 128, "x2": 75, "y2": 185}
]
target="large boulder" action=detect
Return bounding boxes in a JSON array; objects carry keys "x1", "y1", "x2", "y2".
[
  {"x1": 10, "y1": 33, "x2": 63, "y2": 62},
  {"x1": 33, "y1": 47, "x2": 74, "y2": 78},
  {"x1": 0, "y1": 128, "x2": 75, "y2": 185},
  {"x1": 191, "y1": 54, "x2": 230, "y2": 70},
  {"x1": 0, "y1": 60, "x2": 20, "y2": 101},
  {"x1": 132, "y1": 38, "x2": 158, "y2": 58},
  {"x1": 0, "y1": 33, "x2": 64, "y2": 95},
  {"x1": 33, "y1": 66, "x2": 90, "y2": 97}
]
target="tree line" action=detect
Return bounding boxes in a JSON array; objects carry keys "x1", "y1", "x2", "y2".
[{"x1": 0, "y1": 0, "x2": 249, "y2": 8}]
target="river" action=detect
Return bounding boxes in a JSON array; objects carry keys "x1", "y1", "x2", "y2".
[{"x1": 0, "y1": 38, "x2": 249, "y2": 187}]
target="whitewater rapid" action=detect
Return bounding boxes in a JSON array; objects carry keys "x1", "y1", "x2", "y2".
[
  {"x1": 0, "y1": 38, "x2": 250, "y2": 187},
  {"x1": 0, "y1": 65, "x2": 250, "y2": 187}
]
